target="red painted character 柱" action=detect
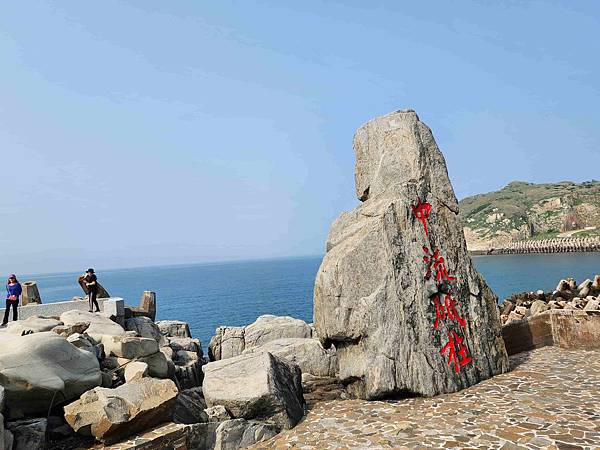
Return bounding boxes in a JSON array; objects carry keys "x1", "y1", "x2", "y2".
[{"x1": 440, "y1": 330, "x2": 472, "y2": 373}]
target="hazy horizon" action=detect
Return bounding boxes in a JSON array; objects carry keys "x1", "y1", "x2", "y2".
[{"x1": 2, "y1": 1, "x2": 599, "y2": 275}]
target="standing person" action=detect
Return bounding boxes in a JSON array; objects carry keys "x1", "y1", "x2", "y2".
[
  {"x1": 2, "y1": 274, "x2": 22, "y2": 326},
  {"x1": 84, "y1": 268, "x2": 100, "y2": 313}
]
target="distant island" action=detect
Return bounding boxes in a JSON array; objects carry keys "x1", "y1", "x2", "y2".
[{"x1": 460, "y1": 180, "x2": 600, "y2": 253}]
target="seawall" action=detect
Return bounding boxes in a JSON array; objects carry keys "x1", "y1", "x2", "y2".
[{"x1": 471, "y1": 236, "x2": 600, "y2": 255}]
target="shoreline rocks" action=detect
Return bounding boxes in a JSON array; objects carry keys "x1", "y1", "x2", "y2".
[
  {"x1": 202, "y1": 352, "x2": 305, "y2": 430},
  {"x1": 499, "y1": 275, "x2": 600, "y2": 325}
]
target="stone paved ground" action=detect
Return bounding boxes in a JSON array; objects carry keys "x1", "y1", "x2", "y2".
[{"x1": 252, "y1": 347, "x2": 600, "y2": 450}]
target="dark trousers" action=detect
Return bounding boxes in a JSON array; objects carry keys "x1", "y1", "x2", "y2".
[
  {"x1": 3, "y1": 299, "x2": 18, "y2": 324},
  {"x1": 88, "y1": 291, "x2": 99, "y2": 312}
]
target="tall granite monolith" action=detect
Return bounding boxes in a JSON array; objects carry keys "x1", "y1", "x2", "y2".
[{"x1": 314, "y1": 109, "x2": 509, "y2": 399}]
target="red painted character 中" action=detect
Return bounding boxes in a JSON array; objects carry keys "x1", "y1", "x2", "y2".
[
  {"x1": 412, "y1": 199, "x2": 432, "y2": 236},
  {"x1": 440, "y1": 330, "x2": 472, "y2": 373}
]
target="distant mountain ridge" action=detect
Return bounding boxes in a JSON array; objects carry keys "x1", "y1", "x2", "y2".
[{"x1": 459, "y1": 180, "x2": 600, "y2": 251}]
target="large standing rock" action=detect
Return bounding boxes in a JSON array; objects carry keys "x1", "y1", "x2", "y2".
[
  {"x1": 202, "y1": 352, "x2": 304, "y2": 430},
  {"x1": 242, "y1": 338, "x2": 337, "y2": 377},
  {"x1": 0, "y1": 332, "x2": 101, "y2": 417},
  {"x1": 63, "y1": 378, "x2": 178, "y2": 444},
  {"x1": 208, "y1": 315, "x2": 313, "y2": 361},
  {"x1": 314, "y1": 110, "x2": 509, "y2": 399}
]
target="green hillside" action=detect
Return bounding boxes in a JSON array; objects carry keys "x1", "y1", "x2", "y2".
[{"x1": 458, "y1": 180, "x2": 600, "y2": 251}]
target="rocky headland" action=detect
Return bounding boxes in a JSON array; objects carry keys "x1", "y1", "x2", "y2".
[{"x1": 1, "y1": 110, "x2": 598, "y2": 450}]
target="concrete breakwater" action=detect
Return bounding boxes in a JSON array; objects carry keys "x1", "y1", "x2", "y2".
[{"x1": 473, "y1": 236, "x2": 600, "y2": 255}]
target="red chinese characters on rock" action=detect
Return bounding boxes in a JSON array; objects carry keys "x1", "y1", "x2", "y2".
[
  {"x1": 411, "y1": 199, "x2": 432, "y2": 236},
  {"x1": 440, "y1": 330, "x2": 472, "y2": 374},
  {"x1": 412, "y1": 198, "x2": 472, "y2": 374}
]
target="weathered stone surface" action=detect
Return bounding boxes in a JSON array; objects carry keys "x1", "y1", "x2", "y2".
[
  {"x1": 125, "y1": 316, "x2": 167, "y2": 346},
  {"x1": 168, "y1": 337, "x2": 203, "y2": 355},
  {"x1": 209, "y1": 326, "x2": 245, "y2": 361},
  {"x1": 242, "y1": 338, "x2": 337, "y2": 377},
  {"x1": 214, "y1": 418, "x2": 279, "y2": 450},
  {"x1": 584, "y1": 299, "x2": 600, "y2": 311},
  {"x1": 173, "y1": 387, "x2": 208, "y2": 424},
  {"x1": 109, "y1": 352, "x2": 170, "y2": 379},
  {"x1": 124, "y1": 361, "x2": 148, "y2": 383},
  {"x1": 60, "y1": 310, "x2": 125, "y2": 342},
  {"x1": 6, "y1": 316, "x2": 62, "y2": 335},
  {"x1": 209, "y1": 315, "x2": 313, "y2": 361},
  {"x1": 530, "y1": 300, "x2": 550, "y2": 316},
  {"x1": 202, "y1": 352, "x2": 304, "y2": 430},
  {"x1": 64, "y1": 377, "x2": 178, "y2": 444},
  {"x1": 173, "y1": 350, "x2": 204, "y2": 389},
  {"x1": 0, "y1": 332, "x2": 101, "y2": 417},
  {"x1": 102, "y1": 335, "x2": 159, "y2": 359},
  {"x1": 157, "y1": 320, "x2": 191, "y2": 338},
  {"x1": 0, "y1": 414, "x2": 12, "y2": 450},
  {"x1": 6, "y1": 418, "x2": 46, "y2": 450},
  {"x1": 314, "y1": 110, "x2": 508, "y2": 399},
  {"x1": 244, "y1": 315, "x2": 312, "y2": 350},
  {"x1": 205, "y1": 405, "x2": 231, "y2": 423},
  {"x1": 52, "y1": 321, "x2": 89, "y2": 337}
]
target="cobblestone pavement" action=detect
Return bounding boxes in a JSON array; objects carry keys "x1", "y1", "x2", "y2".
[{"x1": 252, "y1": 347, "x2": 600, "y2": 450}]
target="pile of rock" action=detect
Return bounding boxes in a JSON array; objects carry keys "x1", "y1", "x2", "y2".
[
  {"x1": 500, "y1": 275, "x2": 600, "y2": 325},
  {"x1": 0, "y1": 308, "x2": 324, "y2": 449}
]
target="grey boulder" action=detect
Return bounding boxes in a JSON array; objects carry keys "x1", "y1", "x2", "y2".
[
  {"x1": 242, "y1": 338, "x2": 337, "y2": 377},
  {"x1": 64, "y1": 377, "x2": 178, "y2": 444},
  {"x1": 214, "y1": 419, "x2": 279, "y2": 450},
  {"x1": 125, "y1": 316, "x2": 167, "y2": 346},
  {"x1": 156, "y1": 320, "x2": 191, "y2": 338},
  {"x1": 0, "y1": 332, "x2": 101, "y2": 417},
  {"x1": 209, "y1": 315, "x2": 313, "y2": 361},
  {"x1": 60, "y1": 310, "x2": 125, "y2": 342},
  {"x1": 202, "y1": 352, "x2": 304, "y2": 430},
  {"x1": 6, "y1": 418, "x2": 46, "y2": 450},
  {"x1": 173, "y1": 387, "x2": 208, "y2": 424}
]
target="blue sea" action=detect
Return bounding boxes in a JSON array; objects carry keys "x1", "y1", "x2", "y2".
[{"x1": 20, "y1": 253, "x2": 600, "y2": 349}]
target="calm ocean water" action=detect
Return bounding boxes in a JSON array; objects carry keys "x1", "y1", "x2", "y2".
[{"x1": 19, "y1": 253, "x2": 600, "y2": 349}]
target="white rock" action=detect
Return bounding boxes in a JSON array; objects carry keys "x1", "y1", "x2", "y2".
[{"x1": 124, "y1": 361, "x2": 148, "y2": 383}]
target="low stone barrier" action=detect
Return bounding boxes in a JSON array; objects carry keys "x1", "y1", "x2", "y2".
[
  {"x1": 483, "y1": 236, "x2": 600, "y2": 255},
  {"x1": 0, "y1": 297, "x2": 125, "y2": 324},
  {"x1": 502, "y1": 309, "x2": 600, "y2": 355}
]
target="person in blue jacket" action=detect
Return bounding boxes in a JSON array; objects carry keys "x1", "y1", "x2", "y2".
[{"x1": 2, "y1": 274, "x2": 22, "y2": 326}]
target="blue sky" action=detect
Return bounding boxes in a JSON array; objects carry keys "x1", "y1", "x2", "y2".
[{"x1": 1, "y1": 1, "x2": 599, "y2": 274}]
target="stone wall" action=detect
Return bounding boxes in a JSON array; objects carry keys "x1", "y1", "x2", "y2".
[
  {"x1": 0, "y1": 298, "x2": 124, "y2": 323},
  {"x1": 502, "y1": 309, "x2": 600, "y2": 355}
]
